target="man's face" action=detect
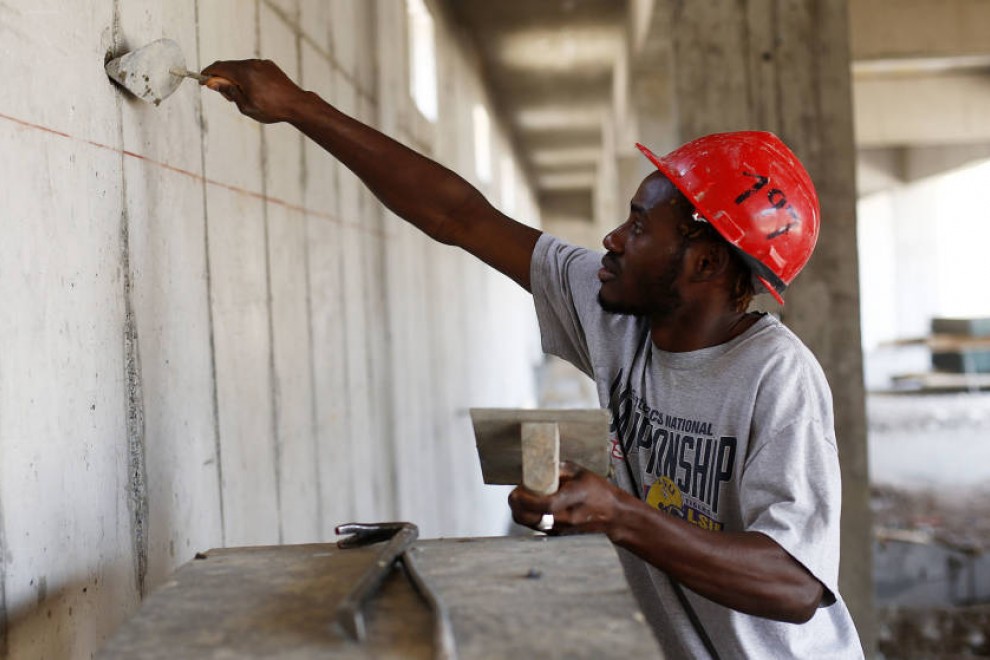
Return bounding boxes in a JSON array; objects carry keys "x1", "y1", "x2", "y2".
[{"x1": 597, "y1": 172, "x2": 691, "y2": 316}]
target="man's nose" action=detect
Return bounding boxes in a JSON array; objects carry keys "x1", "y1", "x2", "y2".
[{"x1": 603, "y1": 224, "x2": 626, "y2": 252}]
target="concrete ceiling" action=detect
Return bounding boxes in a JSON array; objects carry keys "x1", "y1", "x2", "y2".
[
  {"x1": 446, "y1": 0, "x2": 990, "y2": 216},
  {"x1": 849, "y1": 0, "x2": 990, "y2": 193},
  {"x1": 444, "y1": 0, "x2": 627, "y2": 224}
]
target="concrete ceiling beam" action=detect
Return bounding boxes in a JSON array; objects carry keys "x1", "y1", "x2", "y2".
[
  {"x1": 492, "y1": 25, "x2": 622, "y2": 76},
  {"x1": 444, "y1": 0, "x2": 623, "y2": 31},
  {"x1": 499, "y1": 74, "x2": 613, "y2": 113},
  {"x1": 513, "y1": 104, "x2": 608, "y2": 133},
  {"x1": 854, "y1": 72, "x2": 990, "y2": 147},
  {"x1": 850, "y1": 0, "x2": 990, "y2": 61},
  {"x1": 537, "y1": 171, "x2": 597, "y2": 191},
  {"x1": 530, "y1": 147, "x2": 601, "y2": 168},
  {"x1": 857, "y1": 142, "x2": 990, "y2": 196}
]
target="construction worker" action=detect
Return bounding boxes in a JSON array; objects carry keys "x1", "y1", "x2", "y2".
[{"x1": 202, "y1": 59, "x2": 864, "y2": 659}]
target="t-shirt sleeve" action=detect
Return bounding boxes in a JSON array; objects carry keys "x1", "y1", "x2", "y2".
[
  {"x1": 738, "y1": 357, "x2": 843, "y2": 604},
  {"x1": 529, "y1": 233, "x2": 603, "y2": 378}
]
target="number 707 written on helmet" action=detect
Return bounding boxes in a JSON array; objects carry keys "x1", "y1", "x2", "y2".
[{"x1": 636, "y1": 131, "x2": 821, "y2": 305}]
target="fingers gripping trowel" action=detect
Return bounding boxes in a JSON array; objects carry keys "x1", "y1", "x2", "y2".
[{"x1": 105, "y1": 38, "x2": 217, "y2": 105}]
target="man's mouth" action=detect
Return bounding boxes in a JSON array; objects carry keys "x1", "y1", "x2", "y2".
[{"x1": 598, "y1": 254, "x2": 619, "y2": 282}]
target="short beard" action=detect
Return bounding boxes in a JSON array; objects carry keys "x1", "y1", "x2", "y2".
[
  {"x1": 597, "y1": 290, "x2": 633, "y2": 315},
  {"x1": 597, "y1": 243, "x2": 686, "y2": 317}
]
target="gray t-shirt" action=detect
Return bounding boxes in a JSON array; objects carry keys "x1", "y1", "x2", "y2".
[{"x1": 531, "y1": 234, "x2": 863, "y2": 659}]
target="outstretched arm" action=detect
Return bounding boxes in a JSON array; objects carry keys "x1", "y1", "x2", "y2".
[
  {"x1": 509, "y1": 463, "x2": 825, "y2": 623},
  {"x1": 201, "y1": 59, "x2": 542, "y2": 290}
]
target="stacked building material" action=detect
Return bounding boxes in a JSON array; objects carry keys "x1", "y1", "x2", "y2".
[{"x1": 930, "y1": 317, "x2": 990, "y2": 374}]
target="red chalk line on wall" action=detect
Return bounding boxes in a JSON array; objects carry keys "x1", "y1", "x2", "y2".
[{"x1": 0, "y1": 109, "x2": 386, "y2": 238}]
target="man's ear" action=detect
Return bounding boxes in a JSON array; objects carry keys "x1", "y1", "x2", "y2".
[{"x1": 688, "y1": 241, "x2": 731, "y2": 282}]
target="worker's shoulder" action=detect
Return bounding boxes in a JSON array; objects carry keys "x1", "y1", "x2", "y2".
[
  {"x1": 743, "y1": 315, "x2": 828, "y2": 380},
  {"x1": 746, "y1": 314, "x2": 812, "y2": 353}
]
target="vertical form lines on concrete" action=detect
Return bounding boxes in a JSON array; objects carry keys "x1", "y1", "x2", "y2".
[
  {"x1": 356, "y1": 0, "x2": 392, "y2": 521},
  {"x1": 369, "y1": 0, "x2": 402, "y2": 524},
  {"x1": 336, "y1": 172, "x2": 356, "y2": 525},
  {"x1": 110, "y1": 0, "x2": 149, "y2": 599},
  {"x1": 291, "y1": 3, "x2": 324, "y2": 540},
  {"x1": 324, "y1": 11, "x2": 358, "y2": 525},
  {"x1": 194, "y1": 0, "x2": 227, "y2": 549},
  {"x1": 256, "y1": 0, "x2": 286, "y2": 546},
  {"x1": 335, "y1": 30, "x2": 357, "y2": 529}
]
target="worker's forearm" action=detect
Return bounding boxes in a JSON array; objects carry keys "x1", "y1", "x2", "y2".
[
  {"x1": 608, "y1": 494, "x2": 823, "y2": 623},
  {"x1": 287, "y1": 91, "x2": 484, "y2": 244}
]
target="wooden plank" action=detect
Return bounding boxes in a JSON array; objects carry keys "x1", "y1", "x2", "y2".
[
  {"x1": 887, "y1": 334, "x2": 990, "y2": 351},
  {"x1": 890, "y1": 372, "x2": 990, "y2": 393},
  {"x1": 99, "y1": 536, "x2": 661, "y2": 658},
  {"x1": 470, "y1": 409, "x2": 609, "y2": 485},
  {"x1": 98, "y1": 543, "x2": 432, "y2": 659},
  {"x1": 412, "y1": 535, "x2": 660, "y2": 658}
]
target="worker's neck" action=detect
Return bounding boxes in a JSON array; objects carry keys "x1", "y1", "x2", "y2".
[{"x1": 649, "y1": 305, "x2": 755, "y2": 353}]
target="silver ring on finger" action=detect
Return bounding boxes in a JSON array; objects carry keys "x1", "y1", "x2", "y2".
[{"x1": 537, "y1": 513, "x2": 554, "y2": 532}]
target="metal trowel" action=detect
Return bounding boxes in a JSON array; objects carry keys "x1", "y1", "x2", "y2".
[{"x1": 105, "y1": 38, "x2": 222, "y2": 105}]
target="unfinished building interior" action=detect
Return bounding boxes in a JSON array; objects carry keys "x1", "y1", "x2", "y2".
[{"x1": 1, "y1": 0, "x2": 989, "y2": 658}]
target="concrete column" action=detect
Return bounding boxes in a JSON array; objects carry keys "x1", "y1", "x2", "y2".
[
  {"x1": 665, "y1": 0, "x2": 874, "y2": 653},
  {"x1": 618, "y1": 0, "x2": 679, "y2": 219}
]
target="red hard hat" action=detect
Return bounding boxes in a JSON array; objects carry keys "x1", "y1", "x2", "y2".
[{"x1": 636, "y1": 132, "x2": 820, "y2": 305}]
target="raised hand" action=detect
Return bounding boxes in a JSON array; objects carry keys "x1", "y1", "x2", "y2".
[{"x1": 201, "y1": 59, "x2": 310, "y2": 124}]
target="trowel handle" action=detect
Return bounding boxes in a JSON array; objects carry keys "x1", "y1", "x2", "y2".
[
  {"x1": 521, "y1": 422, "x2": 560, "y2": 495},
  {"x1": 203, "y1": 76, "x2": 236, "y2": 92},
  {"x1": 169, "y1": 68, "x2": 231, "y2": 87}
]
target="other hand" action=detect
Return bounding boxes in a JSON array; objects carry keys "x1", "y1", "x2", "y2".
[
  {"x1": 201, "y1": 59, "x2": 308, "y2": 124},
  {"x1": 508, "y1": 461, "x2": 624, "y2": 537}
]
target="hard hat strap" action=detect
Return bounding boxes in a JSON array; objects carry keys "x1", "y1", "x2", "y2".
[{"x1": 734, "y1": 249, "x2": 787, "y2": 299}]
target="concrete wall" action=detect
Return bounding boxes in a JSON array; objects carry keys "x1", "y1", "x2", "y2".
[{"x1": 0, "y1": 1, "x2": 542, "y2": 657}]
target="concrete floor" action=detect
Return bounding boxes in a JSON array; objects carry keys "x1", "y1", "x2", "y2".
[{"x1": 868, "y1": 391, "x2": 990, "y2": 658}]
